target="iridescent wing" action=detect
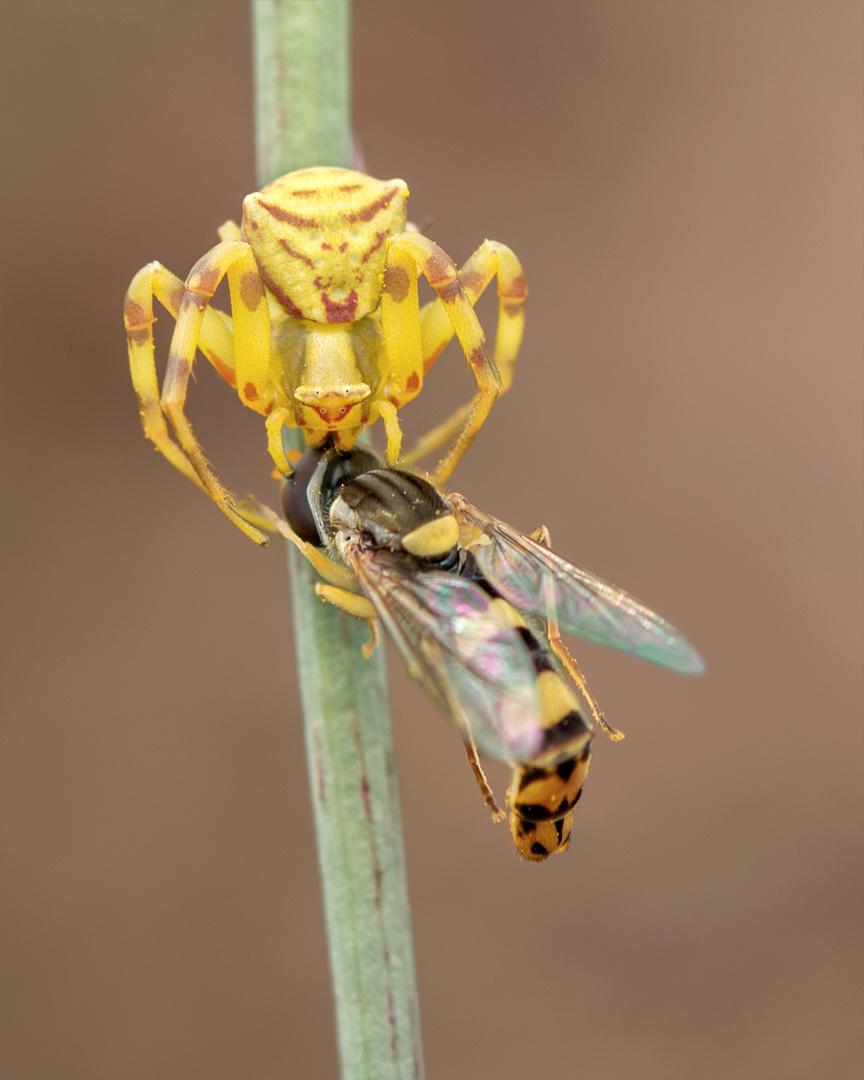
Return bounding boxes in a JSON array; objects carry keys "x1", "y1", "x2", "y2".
[
  {"x1": 344, "y1": 546, "x2": 548, "y2": 763},
  {"x1": 451, "y1": 495, "x2": 706, "y2": 675}
]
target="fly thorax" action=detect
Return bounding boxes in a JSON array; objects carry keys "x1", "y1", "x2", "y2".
[
  {"x1": 331, "y1": 468, "x2": 458, "y2": 555},
  {"x1": 400, "y1": 515, "x2": 459, "y2": 559}
]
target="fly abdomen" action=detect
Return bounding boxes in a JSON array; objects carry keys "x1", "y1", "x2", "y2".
[
  {"x1": 482, "y1": 594, "x2": 594, "y2": 766},
  {"x1": 507, "y1": 748, "x2": 590, "y2": 862},
  {"x1": 509, "y1": 748, "x2": 591, "y2": 823},
  {"x1": 515, "y1": 625, "x2": 557, "y2": 674},
  {"x1": 501, "y1": 616, "x2": 594, "y2": 863},
  {"x1": 510, "y1": 808, "x2": 576, "y2": 863}
]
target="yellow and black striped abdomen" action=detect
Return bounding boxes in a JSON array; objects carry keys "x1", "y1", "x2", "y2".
[
  {"x1": 508, "y1": 750, "x2": 591, "y2": 862},
  {"x1": 483, "y1": 596, "x2": 594, "y2": 862}
]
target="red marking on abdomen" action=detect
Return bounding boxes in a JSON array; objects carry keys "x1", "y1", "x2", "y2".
[
  {"x1": 322, "y1": 290, "x2": 358, "y2": 323},
  {"x1": 259, "y1": 270, "x2": 304, "y2": 318},
  {"x1": 278, "y1": 238, "x2": 314, "y2": 267},
  {"x1": 360, "y1": 230, "x2": 386, "y2": 263},
  {"x1": 257, "y1": 200, "x2": 318, "y2": 228},
  {"x1": 344, "y1": 185, "x2": 400, "y2": 224}
]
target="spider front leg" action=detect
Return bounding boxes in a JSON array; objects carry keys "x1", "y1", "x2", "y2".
[
  {"x1": 125, "y1": 261, "x2": 238, "y2": 493},
  {"x1": 400, "y1": 240, "x2": 527, "y2": 469},
  {"x1": 245, "y1": 498, "x2": 361, "y2": 591},
  {"x1": 380, "y1": 234, "x2": 505, "y2": 483},
  {"x1": 157, "y1": 240, "x2": 275, "y2": 544}
]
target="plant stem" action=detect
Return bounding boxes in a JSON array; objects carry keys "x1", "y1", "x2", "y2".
[
  {"x1": 253, "y1": 0, "x2": 350, "y2": 178},
  {"x1": 251, "y1": 4, "x2": 424, "y2": 1077}
]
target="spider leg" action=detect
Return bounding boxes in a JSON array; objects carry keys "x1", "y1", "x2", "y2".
[
  {"x1": 265, "y1": 408, "x2": 297, "y2": 478},
  {"x1": 367, "y1": 400, "x2": 403, "y2": 465},
  {"x1": 159, "y1": 240, "x2": 273, "y2": 544},
  {"x1": 426, "y1": 239, "x2": 526, "y2": 393},
  {"x1": 315, "y1": 582, "x2": 378, "y2": 621},
  {"x1": 125, "y1": 261, "x2": 238, "y2": 492},
  {"x1": 380, "y1": 234, "x2": 504, "y2": 481},
  {"x1": 240, "y1": 497, "x2": 360, "y2": 589},
  {"x1": 315, "y1": 584, "x2": 379, "y2": 658},
  {"x1": 401, "y1": 241, "x2": 526, "y2": 467}
]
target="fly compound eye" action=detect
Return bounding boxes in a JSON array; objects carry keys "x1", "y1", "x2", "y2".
[
  {"x1": 282, "y1": 447, "x2": 329, "y2": 544},
  {"x1": 284, "y1": 446, "x2": 383, "y2": 546}
]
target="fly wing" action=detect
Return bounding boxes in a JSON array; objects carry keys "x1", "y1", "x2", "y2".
[
  {"x1": 452, "y1": 496, "x2": 706, "y2": 676},
  {"x1": 346, "y1": 547, "x2": 546, "y2": 764}
]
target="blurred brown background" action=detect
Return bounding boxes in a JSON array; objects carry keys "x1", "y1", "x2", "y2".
[{"x1": 1, "y1": 3, "x2": 861, "y2": 1078}]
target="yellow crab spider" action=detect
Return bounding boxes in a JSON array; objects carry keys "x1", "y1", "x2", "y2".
[{"x1": 125, "y1": 167, "x2": 527, "y2": 544}]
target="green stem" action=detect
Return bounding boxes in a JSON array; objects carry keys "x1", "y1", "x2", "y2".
[
  {"x1": 253, "y1": 0, "x2": 350, "y2": 180},
  {"x1": 251, "y1": 4, "x2": 424, "y2": 1078}
]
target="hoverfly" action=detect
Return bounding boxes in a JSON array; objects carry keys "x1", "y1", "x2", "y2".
[{"x1": 260, "y1": 446, "x2": 705, "y2": 861}]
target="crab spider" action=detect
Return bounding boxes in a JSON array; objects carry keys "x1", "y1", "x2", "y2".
[{"x1": 125, "y1": 167, "x2": 527, "y2": 544}]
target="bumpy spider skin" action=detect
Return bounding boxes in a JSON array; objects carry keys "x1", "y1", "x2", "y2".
[{"x1": 125, "y1": 167, "x2": 526, "y2": 543}]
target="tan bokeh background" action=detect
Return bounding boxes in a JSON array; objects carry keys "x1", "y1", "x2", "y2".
[{"x1": 1, "y1": 3, "x2": 861, "y2": 1078}]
